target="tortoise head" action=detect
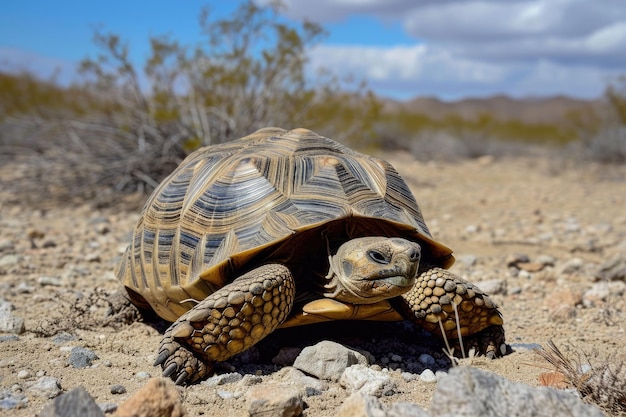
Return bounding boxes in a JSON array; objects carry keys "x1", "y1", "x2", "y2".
[{"x1": 324, "y1": 236, "x2": 421, "y2": 304}]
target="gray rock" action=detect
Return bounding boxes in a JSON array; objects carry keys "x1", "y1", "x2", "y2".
[
  {"x1": 474, "y1": 279, "x2": 507, "y2": 295},
  {"x1": 85, "y1": 253, "x2": 101, "y2": 262},
  {"x1": 340, "y1": 365, "x2": 397, "y2": 397},
  {"x1": 387, "y1": 402, "x2": 431, "y2": 417},
  {"x1": 505, "y1": 253, "x2": 530, "y2": 267},
  {"x1": 583, "y1": 281, "x2": 626, "y2": 307},
  {"x1": 15, "y1": 282, "x2": 34, "y2": 293},
  {"x1": 0, "y1": 311, "x2": 25, "y2": 335},
  {"x1": 0, "y1": 239, "x2": 14, "y2": 252},
  {"x1": 135, "y1": 371, "x2": 151, "y2": 379},
  {"x1": 28, "y1": 376, "x2": 62, "y2": 399},
  {"x1": 68, "y1": 347, "x2": 99, "y2": 368},
  {"x1": 0, "y1": 335, "x2": 19, "y2": 342},
  {"x1": 98, "y1": 403, "x2": 118, "y2": 413},
  {"x1": 0, "y1": 254, "x2": 20, "y2": 268},
  {"x1": 556, "y1": 258, "x2": 585, "y2": 275},
  {"x1": 52, "y1": 332, "x2": 77, "y2": 344},
  {"x1": 337, "y1": 392, "x2": 386, "y2": 417},
  {"x1": 595, "y1": 253, "x2": 626, "y2": 281},
  {"x1": 433, "y1": 366, "x2": 605, "y2": 417},
  {"x1": 202, "y1": 372, "x2": 243, "y2": 386},
  {"x1": 246, "y1": 383, "x2": 303, "y2": 417},
  {"x1": 418, "y1": 355, "x2": 434, "y2": 368},
  {"x1": 237, "y1": 374, "x2": 263, "y2": 387},
  {"x1": 0, "y1": 299, "x2": 25, "y2": 334},
  {"x1": 110, "y1": 384, "x2": 126, "y2": 394},
  {"x1": 0, "y1": 389, "x2": 29, "y2": 410},
  {"x1": 277, "y1": 367, "x2": 328, "y2": 397},
  {"x1": 37, "y1": 276, "x2": 63, "y2": 287},
  {"x1": 293, "y1": 340, "x2": 368, "y2": 382},
  {"x1": 17, "y1": 370, "x2": 32, "y2": 379},
  {"x1": 401, "y1": 372, "x2": 417, "y2": 382},
  {"x1": 39, "y1": 386, "x2": 104, "y2": 417}
]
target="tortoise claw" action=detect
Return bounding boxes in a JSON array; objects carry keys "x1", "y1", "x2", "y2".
[
  {"x1": 175, "y1": 371, "x2": 190, "y2": 385},
  {"x1": 154, "y1": 350, "x2": 170, "y2": 367},
  {"x1": 162, "y1": 362, "x2": 178, "y2": 378},
  {"x1": 154, "y1": 331, "x2": 212, "y2": 384}
]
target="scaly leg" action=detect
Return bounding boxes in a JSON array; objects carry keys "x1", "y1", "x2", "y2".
[
  {"x1": 154, "y1": 263, "x2": 295, "y2": 384},
  {"x1": 396, "y1": 266, "x2": 507, "y2": 357}
]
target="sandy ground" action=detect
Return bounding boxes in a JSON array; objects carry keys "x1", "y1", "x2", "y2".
[{"x1": 1, "y1": 154, "x2": 625, "y2": 416}]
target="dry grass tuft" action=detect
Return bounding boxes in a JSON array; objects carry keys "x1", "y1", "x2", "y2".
[{"x1": 536, "y1": 340, "x2": 626, "y2": 416}]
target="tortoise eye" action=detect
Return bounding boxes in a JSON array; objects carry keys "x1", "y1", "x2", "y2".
[{"x1": 368, "y1": 250, "x2": 390, "y2": 265}]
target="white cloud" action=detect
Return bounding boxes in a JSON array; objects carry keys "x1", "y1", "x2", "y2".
[
  {"x1": 308, "y1": 43, "x2": 618, "y2": 99},
  {"x1": 269, "y1": 0, "x2": 626, "y2": 98}
]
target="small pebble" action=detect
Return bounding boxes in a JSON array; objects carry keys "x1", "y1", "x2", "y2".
[
  {"x1": 28, "y1": 376, "x2": 62, "y2": 399},
  {"x1": 0, "y1": 255, "x2": 20, "y2": 268},
  {"x1": 418, "y1": 354, "x2": 435, "y2": 366},
  {"x1": 401, "y1": 372, "x2": 417, "y2": 382},
  {"x1": 85, "y1": 253, "x2": 101, "y2": 263},
  {"x1": 52, "y1": 332, "x2": 77, "y2": 344},
  {"x1": 0, "y1": 335, "x2": 19, "y2": 342},
  {"x1": 216, "y1": 389, "x2": 239, "y2": 400},
  {"x1": 37, "y1": 276, "x2": 63, "y2": 287},
  {"x1": 110, "y1": 385, "x2": 126, "y2": 394},
  {"x1": 419, "y1": 369, "x2": 437, "y2": 383},
  {"x1": 17, "y1": 370, "x2": 32, "y2": 380},
  {"x1": 99, "y1": 403, "x2": 118, "y2": 413},
  {"x1": 202, "y1": 372, "x2": 243, "y2": 386},
  {"x1": 435, "y1": 370, "x2": 448, "y2": 381},
  {"x1": 15, "y1": 282, "x2": 34, "y2": 294},
  {"x1": 68, "y1": 347, "x2": 99, "y2": 369},
  {"x1": 0, "y1": 240, "x2": 14, "y2": 252},
  {"x1": 135, "y1": 371, "x2": 151, "y2": 379},
  {"x1": 390, "y1": 354, "x2": 402, "y2": 362}
]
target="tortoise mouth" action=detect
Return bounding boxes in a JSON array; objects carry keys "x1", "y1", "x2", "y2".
[{"x1": 378, "y1": 275, "x2": 415, "y2": 288}]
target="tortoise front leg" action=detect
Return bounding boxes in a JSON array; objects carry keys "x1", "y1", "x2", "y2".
[
  {"x1": 396, "y1": 266, "x2": 507, "y2": 357},
  {"x1": 154, "y1": 264, "x2": 295, "y2": 384}
]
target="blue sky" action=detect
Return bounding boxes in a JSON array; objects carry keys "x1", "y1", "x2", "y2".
[{"x1": 1, "y1": 0, "x2": 625, "y2": 100}]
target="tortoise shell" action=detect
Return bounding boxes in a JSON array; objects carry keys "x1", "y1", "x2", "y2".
[{"x1": 117, "y1": 127, "x2": 454, "y2": 322}]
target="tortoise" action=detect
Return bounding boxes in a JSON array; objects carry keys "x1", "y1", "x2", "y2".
[{"x1": 116, "y1": 127, "x2": 506, "y2": 384}]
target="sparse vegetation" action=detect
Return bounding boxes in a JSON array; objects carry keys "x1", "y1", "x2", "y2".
[
  {"x1": 537, "y1": 340, "x2": 626, "y2": 416},
  {"x1": 0, "y1": 1, "x2": 624, "y2": 207},
  {"x1": 0, "y1": 0, "x2": 379, "y2": 205}
]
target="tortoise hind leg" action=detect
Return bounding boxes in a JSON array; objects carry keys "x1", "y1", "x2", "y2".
[
  {"x1": 155, "y1": 263, "x2": 295, "y2": 384},
  {"x1": 396, "y1": 266, "x2": 507, "y2": 358}
]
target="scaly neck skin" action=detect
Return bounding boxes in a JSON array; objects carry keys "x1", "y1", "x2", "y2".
[{"x1": 322, "y1": 257, "x2": 365, "y2": 304}]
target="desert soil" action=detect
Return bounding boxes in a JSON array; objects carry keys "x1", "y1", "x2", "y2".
[{"x1": 1, "y1": 153, "x2": 625, "y2": 416}]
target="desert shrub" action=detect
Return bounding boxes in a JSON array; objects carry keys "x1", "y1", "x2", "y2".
[
  {"x1": 537, "y1": 340, "x2": 626, "y2": 416},
  {"x1": 2, "y1": 0, "x2": 379, "y2": 205},
  {"x1": 576, "y1": 76, "x2": 626, "y2": 164}
]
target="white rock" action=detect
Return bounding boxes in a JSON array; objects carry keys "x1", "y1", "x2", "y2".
[
  {"x1": 419, "y1": 369, "x2": 437, "y2": 383},
  {"x1": 340, "y1": 365, "x2": 397, "y2": 397},
  {"x1": 28, "y1": 377, "x2": 62, "y2": 399}
]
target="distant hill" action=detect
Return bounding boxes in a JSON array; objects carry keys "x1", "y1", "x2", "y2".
[{"x1": 382, "y1": 95, "x2": 601, "y2": 125}]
